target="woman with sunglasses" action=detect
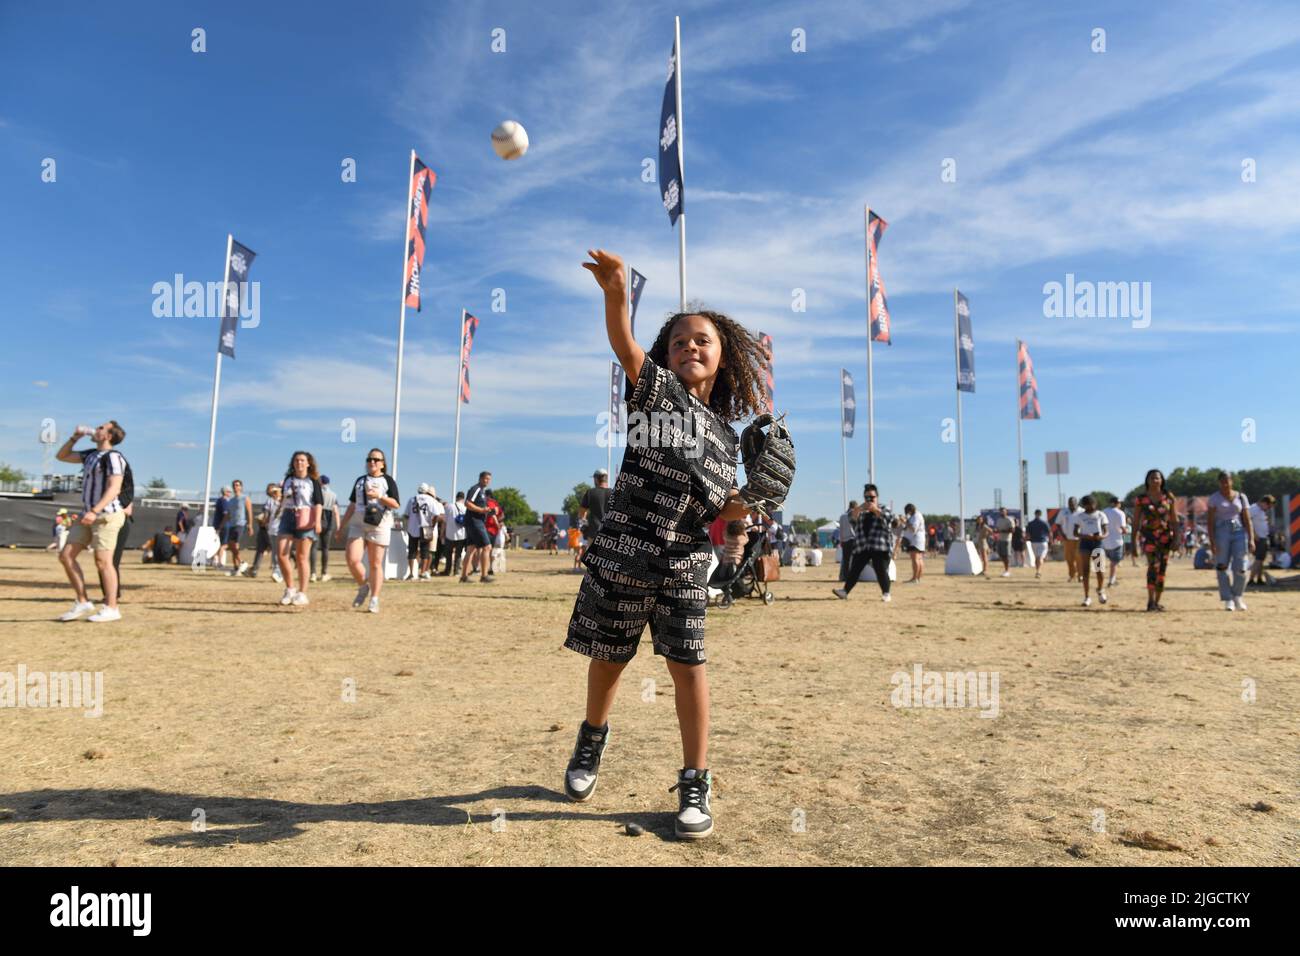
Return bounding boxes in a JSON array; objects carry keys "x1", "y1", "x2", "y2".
[
  {"x1": 1132, "y1": 468, "x2": 1178, "y2": 611},
  {"x1": 338, "y1": 448, "x2": 400, "y2": 613},
  {"x1": 276, "y1": 450, "x2": 324, "y2": 606},
  {"x1": 833, "y1": 483, "x2": 895, "y2": 602}
]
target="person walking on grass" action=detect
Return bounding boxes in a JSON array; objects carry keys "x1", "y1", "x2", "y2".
[
  {"x1": 1248, "y1": 494, "x2": 1275, "y2": 588},
  {"x1": 338, "y1": 448, "x2": 400, "y2": 614},
  {"x1": 1073, "y1": 495, "x2": 1109, "y2": 608},
  {"x1": 1133, "y1": 469, "x2": 1177, "y2": 612},
  {"x1": 994, "y1": 507, "x2": 1014, "y2": 577},
  {"x1": 1208, "y1": 471, "x2": 1253, "y2": 613},
  {"x1": 275, "y1": 451, "x2": 323, "y2": 607},
  {"x1": 440, "y1": 491, "x2": 468, "y2": 576},
  {"x1": 1055, "y1": 496, "x2": 1083, "y2": 582},
  {"x1": 974, "y1": 514, "x2": 991, "y2": 576},
  {"x1": 1101, "y1": 498, "x2": 1128, "y2": 588},
  {"x1": 55, "y1": 421, "x2": 128, "y2": 623},
  {"x1": 832, "y1": 484, "x2": 894, "y2": 602},
  {"x1": 460, "y1": 471, "x2": 494, "y2": 584},
  {"x1": 217, "y1": 479, "x2": 254, "y2": 577},
  {"x1": 310, "y1": 475, "x2": 341, "y2": 583},
  {"x1": 1025, "y1": 509, "x2": 1051, "y2": 579},
  {"x1": 248, "y1": 483, "x2": 281, "y2": 579},
  {"x1": 899, "y1": 503, "x2": 925, "y2": 583}
]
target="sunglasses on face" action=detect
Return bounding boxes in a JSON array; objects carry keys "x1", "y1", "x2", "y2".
[{"x1": 367, "y1": 457, "x2": 384, "y2": 464}]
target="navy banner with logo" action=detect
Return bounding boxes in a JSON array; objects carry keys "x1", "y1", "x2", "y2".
[
  {"x1": 629, "y1": 268, "x2": 646, "y2": 332},
  {"x1": 658, "y1": 42, "x2": 683, "y2": 225},
  {"x1": 217, "y1": 238, "x2": 256, "y2": 359},
  {"x1": 956, "y1": 291, "x2": 975, "y2": 393}
]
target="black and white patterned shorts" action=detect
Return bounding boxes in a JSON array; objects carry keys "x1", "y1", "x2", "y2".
[{"x1": 564, "y1": 565, "x2": 708, "y2": 666}]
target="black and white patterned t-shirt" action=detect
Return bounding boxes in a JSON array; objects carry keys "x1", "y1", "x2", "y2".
[
  {"x1": 281, "y1": 475, "x2": 324, "y2": 511},
  {"x1": 584, "y1": 354, "x2": 739, "y2": 586},
  {"x1": 79, "y1": 449, "x2": 126, "y2": 514}
]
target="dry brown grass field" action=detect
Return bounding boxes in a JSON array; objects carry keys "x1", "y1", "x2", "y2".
[{"x1": 1, "y1": 547, "x2": 1295, "y2": 866}]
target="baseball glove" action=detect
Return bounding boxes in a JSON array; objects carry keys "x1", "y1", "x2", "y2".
[{"x1": 739, "y1": 413, "x2": 796, "y2": 517}]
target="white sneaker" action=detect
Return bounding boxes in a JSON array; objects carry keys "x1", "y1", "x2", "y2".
[
  {"x1": 1099, "y1": 590, "x2": 1108, "y2": 604},
  {"x1": 882, "y1": 593, "x2": 892, "y2": 603},
  {"x1": 280, "y1": 588, "x2": 296, "y2": 605},
  {"x1": 272, "y1": 569, "x2": 283, "y2": 583},
  {"x1": 87, "y1": 605, "x2": 122, "y2": 623},
  {"x1": 238, "y1": 561, "x2": 249, "y2": 576},
  {"x1": 1001, "y1": 571, "x2": 1011, "y2": 577},
  {"x1": 320, "y1": 574, "x2": 332, "y2": 583},
  {"x1": 1234, "y1": 597, "x2": 1247, "y2": 611},
  {"x1": 58, "y1": 601, "x2": 96, "y2": 622},
  {"x1": 1223, "y1": 600, "x2": 1235, "y2": 612},
  {"x1": 368, "y1": 596, "x2": 380, "y2": 614},
  {"x1": 291, "y1": 591, "x2": 310, "y2": 606},
  {"x1": 310, "y1": 573, "x2": 318, "y2": 583},
  {"x1": 1082, "y1": 596, "x2": 1092, "y2": 607},
  {"x1": 1108, "y1": 576, "x2": 1117, "y2": 587}
]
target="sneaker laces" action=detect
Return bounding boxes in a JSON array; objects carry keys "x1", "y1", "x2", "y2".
[
  {"x1": 571, "y1": 727, "x2": 603, "y2": 770},
  {"x1": 670, "y1": 774, "x2": 709, "y2": 811}
]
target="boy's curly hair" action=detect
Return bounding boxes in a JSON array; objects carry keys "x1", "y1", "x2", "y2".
[{"x1": 646, "y1": 307, "x2": 770, "y2": 423}]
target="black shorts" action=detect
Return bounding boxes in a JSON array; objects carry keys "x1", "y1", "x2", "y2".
[
  {"x1": 1078, "y1": 537, "x2": 1104, "y2": 569},
  {"x1": 407, "y1": 533, "x2": 430, "y2": 561},
  {"x1": 222, "y1": 526, "x2": 243, "y2": 545},
  {"x1": 465, "y1": 518, "x2": 490, "y2": 548},
  {"x1": 996, "y1": 540, "x2": 1010, "y2": 559},
  {"x1": 564, "y1": 565, "x2": 708, "y2": 666},
  {"x1": 1253, "y1": 537, "x2": 1269, "y2": 561}
]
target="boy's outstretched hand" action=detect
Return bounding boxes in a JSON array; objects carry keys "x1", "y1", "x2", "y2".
[{"x1": 583, "y1": 248, "x2": 626, "y2": 296}]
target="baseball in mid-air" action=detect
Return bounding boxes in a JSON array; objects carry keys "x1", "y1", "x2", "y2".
[{"x1": 491, "y1": 120, "x2": 529, "y2": 160}]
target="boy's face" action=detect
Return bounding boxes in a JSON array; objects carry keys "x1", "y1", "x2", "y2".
[
  {"x1": 1084, "y1": 501, "x2": 1096, "y2": 512},
  {"x1": 668, "y1": 314, "x2": 723, "y2": 386}
]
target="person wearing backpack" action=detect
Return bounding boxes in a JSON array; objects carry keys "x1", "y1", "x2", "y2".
[
  {"x1": 54, "y1": 420, "x2": 129, "y2": 623},
  {"x1": 105, "y1": 453, "x2": 136, "y2": 602}
]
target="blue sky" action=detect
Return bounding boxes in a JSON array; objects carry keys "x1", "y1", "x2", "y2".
[{"x1": 3, "y1": 0, "x2": 1299, "y2": 521}]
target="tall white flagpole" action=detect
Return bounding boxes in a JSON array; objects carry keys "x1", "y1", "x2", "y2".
[
  {"x1": 864, "y1": 207, "x2": 875, "y2": 486},
  {"x1": 840, "y1": 407, "x2": 849, "y2": 512},
  {"x1": 675, "y1": 15, "x2": 687, "y2": 313},
  {"x1": 391, "y1": 148, "x2": 417, "y2": 483},
  {"x1": 201, "y1": 233, "x2": 233, "y2": 528},
  {"x1": 450, "y1": 308, "x2": 466, "y2": 501},
  {"x1": 954, "y1": 288, "x2": 966, "y2": 540}
]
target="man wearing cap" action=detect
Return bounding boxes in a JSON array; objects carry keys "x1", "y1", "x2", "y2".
[{"x1": 578, "y1": 468, "x2": 612, "y2": 566}]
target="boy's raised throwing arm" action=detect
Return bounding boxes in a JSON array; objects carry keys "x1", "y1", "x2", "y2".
[{"x1": 583, "y1": 249, "x2": 645, "y2": 386}]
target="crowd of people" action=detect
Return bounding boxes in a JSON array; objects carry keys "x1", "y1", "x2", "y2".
[{"x1": 48, "y1": 424, "x2": 518, "y2": 619}]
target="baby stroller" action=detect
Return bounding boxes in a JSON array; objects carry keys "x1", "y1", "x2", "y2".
[{"x1": 707, "y1": 527, "x2": 775, "y2": 607}]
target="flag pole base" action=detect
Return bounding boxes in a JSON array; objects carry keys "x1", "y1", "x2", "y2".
[
  {"x1": 944, "y1": 540, "x2": 983, "y2": 576},
  {"x1": 180, "y1": 526, "x2": 221, "y2": 570}
]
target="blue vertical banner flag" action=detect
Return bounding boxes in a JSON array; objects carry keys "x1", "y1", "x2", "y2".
[
  {"x1": 658, "y1": 41, "x2": 684, "y2": 225},
  {"x1": 217, "y1": 238, "x2": 256, "y2": 359},
  {"x1": 609, "y1": 362, "x2": 623, "y2": 431},
  {"x1": 629, "y1": 268, "x2": 647, "y2": 332},
  {"x1": 1018, "y1": 340, "x2": 1041, "y2": 419},
  {"x1": 956, "y1": 291, "x2": 976, "y2": 393},
  {"x1": 867, "y1": 210, "x2": 892, "y2": 345},
  {"x1": 840, "y1": 368, "x2": 856, "y2": 438},
  {"x1": 403, "y1": 155, "x2": 436, "y2": 311}
]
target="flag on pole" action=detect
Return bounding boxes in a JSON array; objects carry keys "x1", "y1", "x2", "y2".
[
  {"x1": 459, "y1": 313, "x2": 479, "y2": 403},
  {"x1": 609, "y1": 362, "x2": 624, "y2": 431},
  {"x1": 217, "y1": 239, "x2": 256, "y2": 358},
  {"x1": 867, "y1": 210, "x2": 891, "y2": 345},
  {"x1": 956, "y1": 291, "x2": 975, "y2": 392},
  {"x1": 658, "y1": 41, "x2": 684, "y2": 225},
  {"x1": 758, "y1": 333, "x2": 775, "y2": 413},
  {"x1": 629, "y1": 268, "x2": 647, "y2": 329},
  {"x1": 840, "y1": 369, "x2": 856, "y2": 438},
  {"x1": 1017, "y1": 340, "x2": 1041, "y2": 419},
  {"x1": 403, "y1": 155, "x2": 436, "y2": 311}
]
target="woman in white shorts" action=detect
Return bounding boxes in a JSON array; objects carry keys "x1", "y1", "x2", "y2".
[{"x1": 337, "y1": 448, "x2": 400, "y2": 614}]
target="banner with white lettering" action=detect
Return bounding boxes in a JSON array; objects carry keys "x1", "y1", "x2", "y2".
[{"x1": 217, "y1": 238, "x2": 256, "y2": 359}]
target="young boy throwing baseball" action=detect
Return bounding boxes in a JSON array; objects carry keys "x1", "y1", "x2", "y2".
[{"x1": 563, "y1": 248, "x2": 789, "y2": 839}]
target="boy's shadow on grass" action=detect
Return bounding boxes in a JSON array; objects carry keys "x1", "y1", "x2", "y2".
[{"x1": 0, "y1": 785, "x2": 681, "y2": 846}]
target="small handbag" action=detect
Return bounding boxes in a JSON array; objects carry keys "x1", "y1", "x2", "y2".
[
  {"x1": 294, "y1": 506, "x2": 314, "y2": 531},
  {"x1": 361, "y1": 477, "x2": 386, "y2": 526}
]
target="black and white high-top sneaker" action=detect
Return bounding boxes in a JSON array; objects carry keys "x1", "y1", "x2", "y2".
[
  {"x1": 564, "y1": 721, "x2": 609, "y2": 802},
  {"x1": 670, "y1": 769, "x2": 714, "y2": 840}
]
